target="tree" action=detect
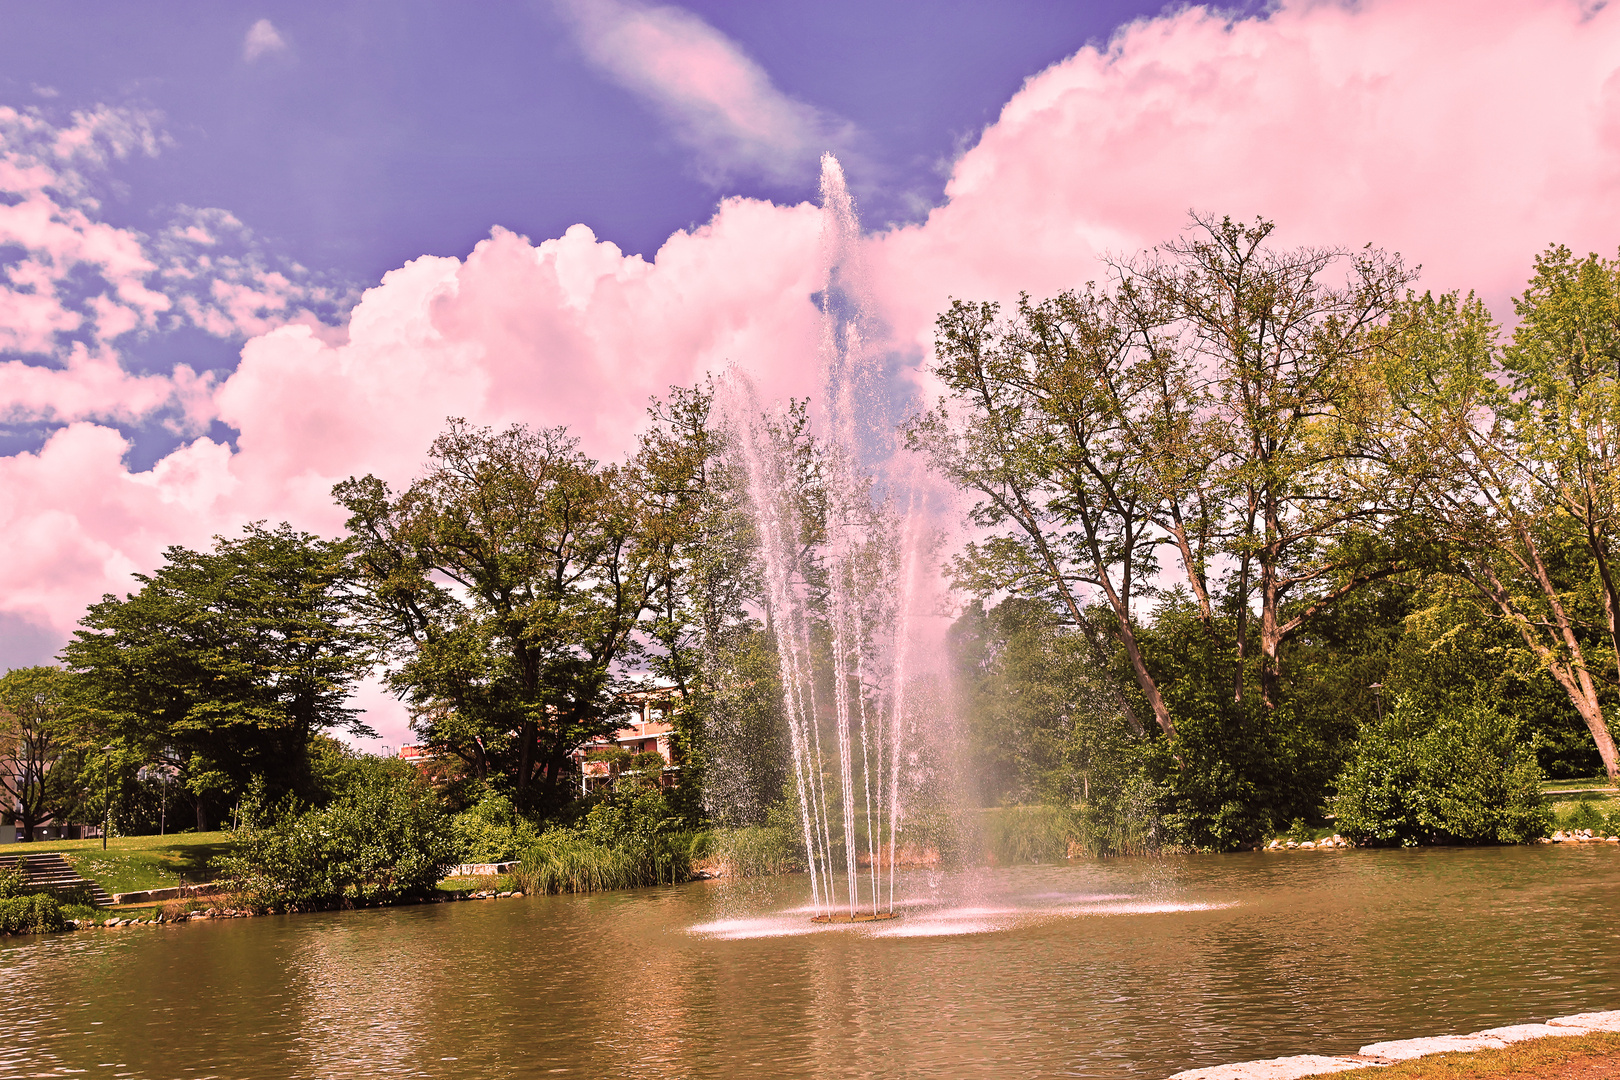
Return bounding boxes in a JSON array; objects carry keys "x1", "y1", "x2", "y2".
[
  {"x1": 63, "y1": 523, "x2": 373, "y2": 828},
  {"x1": 915, "y1": 216, "x2": 1412, "y2": 733},
  {"x1": 629, "y1": 384, "x2": 763, "y2": 817},
  {"x1": 1379, "y1": 255, "x2": 1620, "y2": 778},
  {"x1": 0, "y1": 667, "x2": 88, "y2": 841},
  {"x1": 913, "y1": 216, "x2": 1415, "y2": 847},
  {"x1": 338, "y1": 420, "x2": 659, "y2": 809}
]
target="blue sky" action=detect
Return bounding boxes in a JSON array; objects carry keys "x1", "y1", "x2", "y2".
[{"x1": 2, "y1": 2, "x2": 1173, "y2": 282}]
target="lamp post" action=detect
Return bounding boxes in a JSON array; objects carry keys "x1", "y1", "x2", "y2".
[
  {"x1": 1369, "y1": 683, "x2": 1384, "y2": 723},
  {"x1": 101, "y1": 744, "x2": 114, "y2": 851}
]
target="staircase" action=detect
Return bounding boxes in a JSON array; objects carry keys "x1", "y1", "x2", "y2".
[{"x1": 0, "y1": 852, "x2": 114, "y2": 907}]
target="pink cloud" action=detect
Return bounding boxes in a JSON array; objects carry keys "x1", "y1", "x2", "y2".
[
  {"x1": 557, "y1": 0, "x2": 850, "y2": 182},
  {"x1": 874, "y1": 0, "x2": 1620, "y2": 349},
  {"x1": 10, "y1": 0, "x2": 1620, "y2": 747}
]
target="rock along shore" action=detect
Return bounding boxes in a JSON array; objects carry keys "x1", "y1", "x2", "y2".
[
  {"x1": 54, "y1": 889, "x2": 528, "y2": 931},
  {"x1": 1167, "y1": 1010, "x2": 1620, "y2": 1079}
]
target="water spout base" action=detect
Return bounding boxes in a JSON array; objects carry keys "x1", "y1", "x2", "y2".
[{"x1": 810, "y1": 912, "x2": 900, "y2": 924}]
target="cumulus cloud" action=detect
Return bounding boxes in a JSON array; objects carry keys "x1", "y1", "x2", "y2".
[
  {"x1": 9, "y1": 0, "x2": 1620, "y2": 746},
  {"x1": 242, "y1": 19, "x2": 289, "y2": 63},
  {"x1": 0, "y1": 110, "x2": 347, "y2": 440},
  {"x1": 873, "y1": 0, "x2": 1620, "y2": 340},
  {"x1": 556, "y1": 0, "x2": 852, "y2": 183}
]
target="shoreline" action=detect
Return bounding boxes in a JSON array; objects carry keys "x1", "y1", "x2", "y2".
[{"x1": 1168, "y1": 1011, "x2": 1620, "y2": 1079}]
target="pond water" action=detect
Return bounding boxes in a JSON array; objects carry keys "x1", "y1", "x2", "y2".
[{"x1": 6, "y1": 845, "x2": 1620, "y2": 1079}]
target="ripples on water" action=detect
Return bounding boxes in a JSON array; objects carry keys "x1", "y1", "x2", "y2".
[{"x1": 4, "y1": 846, "x2": 1619, "y2": 1079}]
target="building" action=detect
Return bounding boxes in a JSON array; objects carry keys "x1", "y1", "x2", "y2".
[
  {"x1": 573, "y1": 685, "x2": 682, "y2": 795},
  {"x1": 396, "y1": 684, "x2": 684, "y2": 795}
]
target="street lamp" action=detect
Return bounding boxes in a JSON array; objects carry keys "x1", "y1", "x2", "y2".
[
  {"x1": 138, "y1": 760, "x2": 180, "y2": 836},
  {"x1": 1369, "y1": 683, "x2": 1384, "y2": 723},
  {"x1": 101, "y1": 744, "x2": 114, "y2": 851}
]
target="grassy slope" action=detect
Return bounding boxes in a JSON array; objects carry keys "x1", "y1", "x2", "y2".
[
  {"x1": 6, "y1": 832, "x2": 233, "y2": 894},
  {"x1": 1333, "y1": 1031, "x2": 1620, "y2": 1079}
]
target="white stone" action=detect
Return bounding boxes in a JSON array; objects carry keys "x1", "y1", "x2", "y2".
[
  {"x1": 1358, "y1": 1035, "x2": 1505, "y2": 1060},
  {"x1": 1300, "y1": 841, "x2": 1316, "y2": 849},
  {"x1": 1549, "y1": 1011, "x2": 1620, "y2": 1032},
  {"x1": 1168, "y1": 1054, "x2": 1378, "y2": 1080}
]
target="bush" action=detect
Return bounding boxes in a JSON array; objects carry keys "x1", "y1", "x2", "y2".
[
  {"x1": 1558, "y1": 796, "x2": 1619, "y2": 834},
  {"x1": 0, "y1": 864, "x2": 26, "y2": 900},
  {"x1": 0, "y1": 893, "x2": 64, "y2": 934},
  {"x1": 220, "y1": 771, "x2": 460, "y2": 910},
  {"x1": 1333, "y1": 698, "x2": 1551, "y2": 846},
  {"x1": 452, "y1": 793, "x2": 541, "y2": 863}
]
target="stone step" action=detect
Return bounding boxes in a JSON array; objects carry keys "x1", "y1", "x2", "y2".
[{"x1": 0, "y1": 852, "x2": 114, "y2": 907}]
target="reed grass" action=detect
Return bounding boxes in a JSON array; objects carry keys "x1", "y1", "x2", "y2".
[
  {"x1": 513, "y1": 830, "x2": 702, "y2": 895},
  {"x1": 977, "y1": 802, "x2": 1161, "y2": 863},
  {"x1": 705, "y1": 826, "x2": 803, "y2": 877}
]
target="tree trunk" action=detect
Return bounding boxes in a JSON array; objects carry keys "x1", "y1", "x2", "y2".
[{"x1": 516, "y1": 718, "x2": 537, "y2": 796}]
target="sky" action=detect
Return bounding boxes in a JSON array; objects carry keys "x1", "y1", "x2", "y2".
[{"x1": 3, "y1": 0, "x2": 1619, "y2": 748}]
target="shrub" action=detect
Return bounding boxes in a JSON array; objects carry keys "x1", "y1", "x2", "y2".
[
  {"x1": 0, "y1": 864, "x2": 25, "y2": 900},
  {"x1": 220, "y1": 771, "x2": 460, "y2": 910},
  {"x1": 0, "y1": 893, "x2": 64, "y2": 934},
  {"x1": 1333, "y1": 698, "x2": 1550, "y2": 846},
  {"x1": 452, "y1": 793, "x2": 541, "y2": 863}
]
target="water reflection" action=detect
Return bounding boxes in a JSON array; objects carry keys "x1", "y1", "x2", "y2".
[{"x1": 5, "y1": 847, "x2": 1620, "y2": 1079}]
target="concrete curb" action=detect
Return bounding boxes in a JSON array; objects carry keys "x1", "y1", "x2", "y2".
[
  {"x1": 111, "y1": 883, "x2": 222, "y2": 904},
  {"x1": 1167, "y1": 1010, "x2": 1620, "y2": 1079}
]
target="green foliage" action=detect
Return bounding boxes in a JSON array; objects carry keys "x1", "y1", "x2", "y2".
[
  {"x1": 451, "y1": 793, "x2": 540, "y2": 863},
  {"x1": 0, "y1": 864, "x2": 26, "y2": 899},
  {"x1": 699, "y1": 630, "x2": 791, "y2": 827},
  {"x1": 337, "y1": 420, "x2": 663, "y2": 812},
  {"x1": 0, "y1": 666, "x2": 91, "y2": 839},
  {"x1": 0, "y1": 893, "x2": 64, "y2": 934},
  {"x1": 1560, "y1": 796, "x2": 1610, "y2": 834},
  {"x1": 512, "y1": 787, "x2": 698, "y2": 894},
  {"x1": 979, "y1": 806, "x2": 1071, "y2": 864},
  {"x1": 62, "y1": 523, "x2": 373, "y2": 828},
  {"x1": 1392, "y1": 589, "x2": 1604, "y2": 779},
  {"x1": 1333, "y1": 698, "x2": 1551, "y2": 846},
  {"x1": 219, "y1": 768, "x2": 459, "y2": 909}
]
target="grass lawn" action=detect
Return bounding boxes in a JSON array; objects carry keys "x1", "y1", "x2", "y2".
[
  {"x1": 1334, "y1": 1031, "x2": 1620, "y2": 1079},
  {"x1": 5, "y1": 832, "x2": 234, "y2": 894},
  {"x1": 1543, "y1": 775, "x2": 1617, "y2": 792}
]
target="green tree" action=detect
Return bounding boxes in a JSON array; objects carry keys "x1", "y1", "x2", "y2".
[
  {"x1": 0, "y1": 667, "x2": 89, "y2": 841},
  {"x1": 913, "y1": 215, "x2": 1412, "y2": 847},
  {"x1": 1379, "y1": 250, "x2": 1620, "y2": 777},
  {"x1": 62, "y1": 523, "x2": 373, "y2": 828},
  {"x1": 337, "y1": 420, "x2": 659, "y2": 810},
  {"x1": 914, "y1": 216, "x2": 1411, "y2": 730},
  {"x1": 629, "y1": 383, "x2": 763, "y2": 819}
]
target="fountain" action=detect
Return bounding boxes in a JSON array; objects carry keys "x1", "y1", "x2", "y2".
[{"x1": 718, "y1": 154, "x2": 941, "y2": 923}]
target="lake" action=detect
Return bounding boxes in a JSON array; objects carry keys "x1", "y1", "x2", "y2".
[{"x1": 6, "y1": 845, "x2": 1620, "y2": 1079}]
